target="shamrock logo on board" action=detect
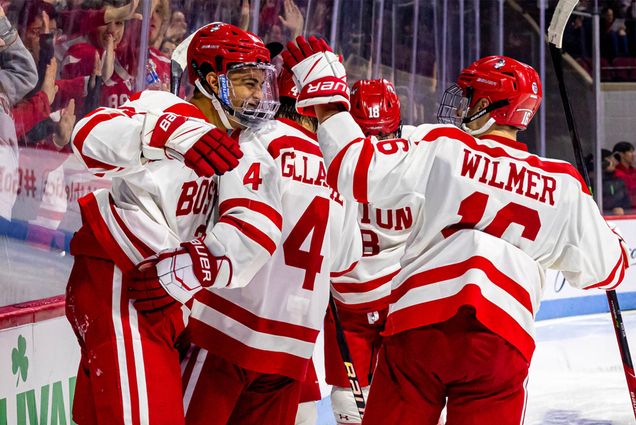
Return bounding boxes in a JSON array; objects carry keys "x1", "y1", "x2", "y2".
[{"x1": 11, "y1": 334, "x2": 28, "y2": 386}]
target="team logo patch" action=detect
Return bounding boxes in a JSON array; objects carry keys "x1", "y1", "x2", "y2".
[
  {"x1": 494, "y1": 58, "x2": 506, "y2": 69},
  {"x1": 532, "y1": 82, "x2": 538, "y2": 94}
]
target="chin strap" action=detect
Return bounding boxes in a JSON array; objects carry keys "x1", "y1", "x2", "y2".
[
  {"x1": 460, "y1": 98, "x2": 510, "y2": 137},
  {"x1": 195, "y1": 79, "x2": 234, "y2": 130},
  {"x1": 462, "y1": 117, "x2": 497, "y2": 137}
]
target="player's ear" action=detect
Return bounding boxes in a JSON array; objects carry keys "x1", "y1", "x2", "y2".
[
  {"x1": 205, "y1": 72, "x2": 220, "y2": 94},
  {"x1": 476, "y1": 98, "x2": 490, "y2": 112}
]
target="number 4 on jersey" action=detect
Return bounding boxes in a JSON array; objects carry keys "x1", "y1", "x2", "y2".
[
  {"x1": 243, "y1": 162, "x2": 262, "y2": 190},
  {"x1": 283, "y1": 197, "x2": 330, "y2": 291}
]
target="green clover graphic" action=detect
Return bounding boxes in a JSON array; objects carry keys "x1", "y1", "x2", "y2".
[{"x1": 11, "y1": 335, "x2": 28, "y2": 386}]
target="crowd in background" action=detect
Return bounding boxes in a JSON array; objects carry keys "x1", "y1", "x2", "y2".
[{"x1": 563, "y1": 0, "x2": 636, "y2": 81}]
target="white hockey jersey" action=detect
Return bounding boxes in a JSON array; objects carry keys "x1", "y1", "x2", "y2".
[
  {"x1": 70, "y1": 90, "x2": 283, "y2": 291},
  {"x1": 330, "y1": 124, "x2": 420, "y2": 312},
  {"x1": 187, "y1": 117, "x2": 362, "y2": 380},
  {"x1": 329, "y1": 200, "x2": 415, "y2": 312},
  {"x1": 317, "y1": 112, "x2": 629, "y2": 361}
]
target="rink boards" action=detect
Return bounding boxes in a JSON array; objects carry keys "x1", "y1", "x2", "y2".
[{"x1": 539, "y1": 215, "x2": 636, "y2": 320}]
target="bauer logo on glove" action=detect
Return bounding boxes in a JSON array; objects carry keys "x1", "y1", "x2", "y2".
[
  {"x1": 282, "y1": 36, "x2": 350, "y2": 116},
  {"x1": 128, "y1": 238, "x2": 232, "y2": 312}
]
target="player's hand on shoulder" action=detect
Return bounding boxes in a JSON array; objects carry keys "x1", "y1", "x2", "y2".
[
  {"x1": 145, "y1": 111, "x2": 243, "y2": 177},
  {"x1": 128, "y1": 238, "x2": 230, "y2": 312},
  {"x1": 282, "y1": 36, "x2": 349, "y2": 116}
]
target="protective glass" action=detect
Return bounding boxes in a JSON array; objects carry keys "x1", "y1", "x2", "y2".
[
  {"x1": 218, "y1": 63, "x2": 280, "y2": 127},
  {"x1": 436, "y1": 84, "x2": 471, "y2": 127}
]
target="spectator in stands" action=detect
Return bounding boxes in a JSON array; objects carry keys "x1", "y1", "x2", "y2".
[
  {"x1": 61, "y1": 7, "x2": 132, "y2": 108},
  {"x1": 149, "y1": 0, "x2": 169, "y2": 49},
  {"x1": 601, "y1": 6, "x2": 629, "y2": 61},
  {"x1": 601, "y1": 148, "x2": 631, "y2": 215},
  {"x1": 12, "y1": 0, "x2": 83, "y2": 150},
  {"x1": 164, "y1": 10, "x2": 187, "y2": 43},
  {"x1": 159, "y1": 35, "x2": 177, "y2": 56},
  {"x1": 0, "y1": 3, "x2": 37, "y2": 107},
  {"x1": 0, "y1": 3, "x2": 37, "y2": 220},
  {"x1": 563, "y1": 14, "x2": 592, "y2": 60},
  {"x1": 613, "y1": 141, "x2": 636, "y2": 207}
]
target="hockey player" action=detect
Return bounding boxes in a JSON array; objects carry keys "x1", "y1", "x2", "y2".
[
  {"x1": 325, "y1": 78, "x2": 416, "y2": 425},
  {"x1": 179, "y1": 65, "x2": 362, "y2": 425},
  {"x1": 283, "y1": 37, "x2": 629, "y2": 424},
  {"x1": 276, "y1": 67, "x2": 323, "y2": 425},
  {"x1": 66, "y1": 23, "x2": 284, "y2": 425}
]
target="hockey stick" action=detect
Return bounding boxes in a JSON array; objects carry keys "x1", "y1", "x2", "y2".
[
  {"x1": 170, "y1": 31, "x2": 196, "y2": 96},
  {"x1": 548, "y1": 0, "x2": 636, "y2": 417},
  {"x1": 328, "y1": 293, "x2": 366, "y2": 420}
]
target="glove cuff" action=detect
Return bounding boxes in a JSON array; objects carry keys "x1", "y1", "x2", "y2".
[
  {"x1": 180, "y1": 239, "x2": 218, "y2": 288},
  {"x1": 296, "y1": 76, "x2": 350, "y2": 116}
]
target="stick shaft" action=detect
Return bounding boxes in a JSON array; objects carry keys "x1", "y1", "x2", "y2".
[
  {"x1": 328, "y1": 294, "x2": 366, "y2": 420},
  {"x1": 549, "y1": 43, "x2": 636, "y2": 417}
]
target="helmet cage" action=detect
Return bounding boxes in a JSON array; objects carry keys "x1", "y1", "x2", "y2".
[
  {"x1": 437, "y1": 84, "x2": 471, "y2": 127},
  {"x1": 437, "y1": 84, "x2": 510, "y2": 129}
]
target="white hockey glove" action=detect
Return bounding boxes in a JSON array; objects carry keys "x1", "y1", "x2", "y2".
[
  {"x1": 128, "y1": 238, "x2": 232, "y2": 312},
  {"x1": 282, "y1": 36, "x2": 349, "y2": 116},
  {"x1": 142, "y1": 111, "x2": 243, "y2": 177}
]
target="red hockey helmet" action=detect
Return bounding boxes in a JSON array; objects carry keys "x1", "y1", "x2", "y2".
[
  {"x1": 278, "y1": 67, "x2": 298, "y2": 100},
  {"x1": 459, "y1": 56, "x2": 541, "y2": 131},
  {"x1": 186, "y1": 22, "x2": 279, "y2": 127},
  {"x1": 186, "y1": 22, "x2": 271, "y2": 85},
  {"x1": 350, "y1": 79, "x2": 401, "y2": 137}
]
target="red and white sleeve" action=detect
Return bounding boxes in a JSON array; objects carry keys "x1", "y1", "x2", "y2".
[
  {"x1": 560, "y1": 192, "x2": 630, "y2": 291},
  {"x1": 317, "y1": 111, "x2": 433, "y2": 209},
  {"x1": 71, "y1": 91, "x2": 214, "y2": 176},
  {"x1": 202, "y1": 139, "x2": 283, "y2": 288}
]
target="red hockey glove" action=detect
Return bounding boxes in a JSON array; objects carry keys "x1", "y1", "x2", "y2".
[
  {"x1": 128, "y1": 239, "x2": 229, "y2": 312},
  {"x1": 282, "y1": 36, "x2": 349, "y2": 116},
  {"x1": 143, "y1": 112, "x2": 243, "y2": 177}
]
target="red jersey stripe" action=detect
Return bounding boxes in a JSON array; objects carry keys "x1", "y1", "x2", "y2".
[
  {"x1": 219, "y1": 198, "x2": 283, "y2": 230},
  {"x1": 352, "y1": 138, "x2": 374, "y2": 203},
  {"x1": 195, "y1": 292, "x2": 319, "y2": 342},
  {"x1": 267, "y1": 135, "x2": 323, "y2": 159},
  {"x1": 187, "y1": 319, "x2": 311, "y2": 380},
  {"x1": 330, "y1": 261, "x2": 359, "y2": 278},
  {"x1": 165, "y1": 102, "x2": 206, "y2": 120},
  {"x1": 584, "y1": 246, "x2": 627, "y2": 289},
  {"x1": 218, "y1": 216, "x2": 277, "y2": 255},
  {"x1": 333, "y1": 294, "x2": 392, "y2": 312},
  {"x1": 326, "y1": 138, "x2": 365, "y2": 194},
  {"x1": 78, "y1": 193, "x2": 136, "y2": 272},
  {"x1": 74, "y1": 112, "x2": 125, "y2": 171},
  {"x1": 390, "y1": 256, "x2": 534, "y2": 314},
  {"x1": 108, "y1": 196, "x2": 155, "y2": 259},
  {"x1": 384, "y1": 285, "x2": 536, "y2": 361},
  {"x1": 331, "y1": 269, "x2": 399, "y2": 293}
]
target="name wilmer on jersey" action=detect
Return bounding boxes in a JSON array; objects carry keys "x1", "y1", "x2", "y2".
[{"x1": 459, "y1": 149, "x2": 557, "y2": 206}]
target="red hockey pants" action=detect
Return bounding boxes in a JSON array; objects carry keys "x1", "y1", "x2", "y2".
[
  {"x1": 181, "y1": 347, "x2": 302, "y2": 425},
  {"x1": 66, "y1": 253, "x2": 186, "y2": 425},
  {"x1": 362, "y1": 307, "x2": 530, "y2": 425}
]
